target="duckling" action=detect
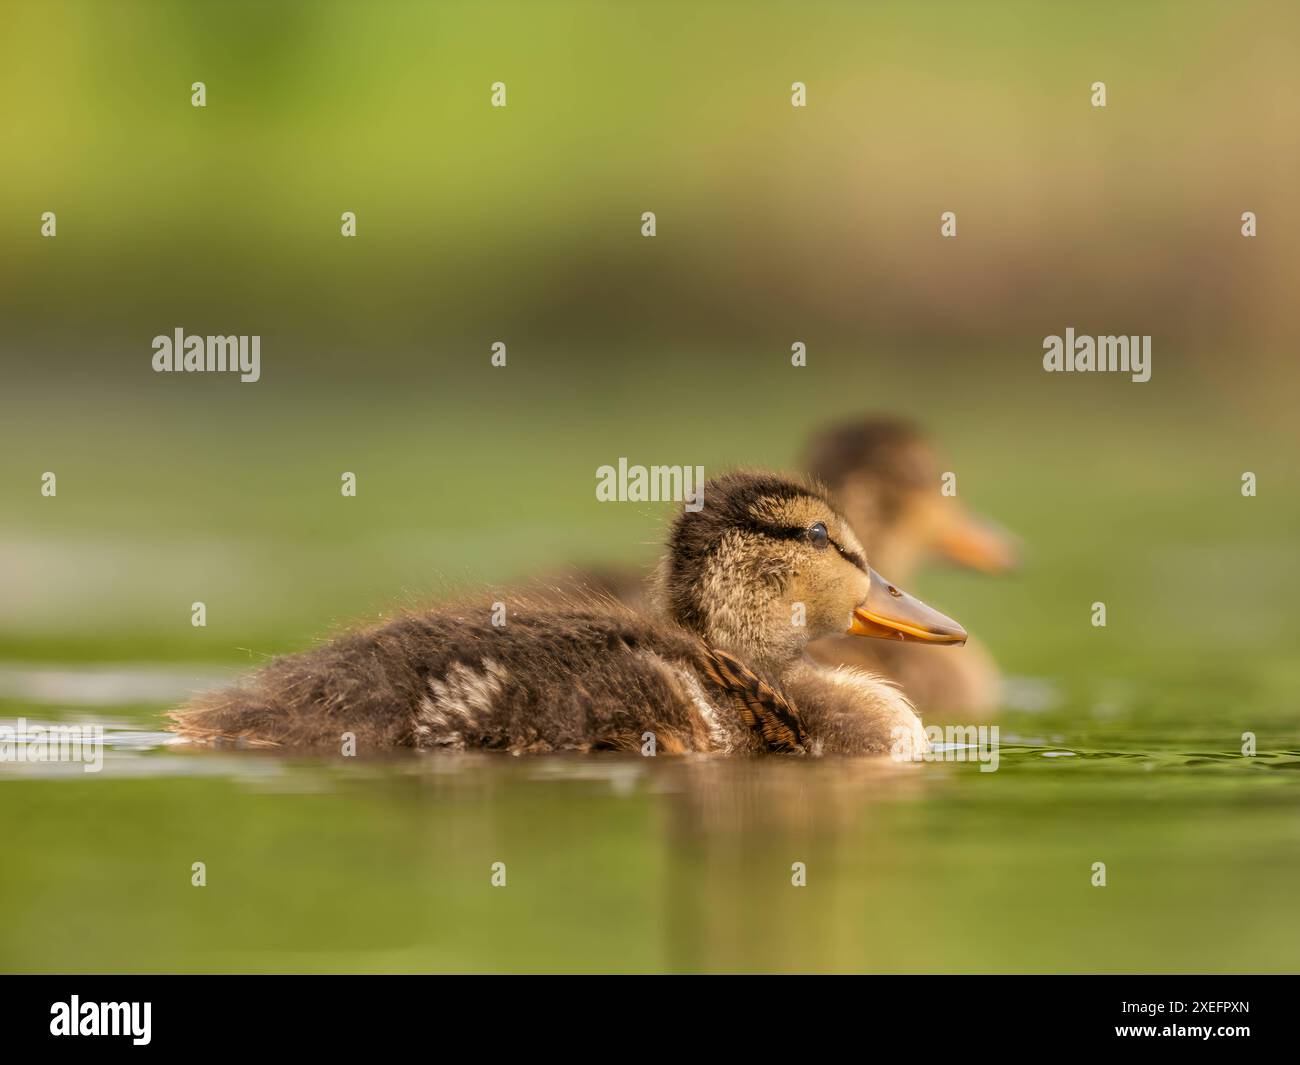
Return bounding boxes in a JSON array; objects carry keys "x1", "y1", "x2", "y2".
[
  {"x1": 801, "y1": 417, "x2": 1018, "y2": 713},
  {"x1": 544, "y1": 420, "x2": 1016, "y2": 713},
  {"x1": 169, "y1": 472, "x2": 966, "y2": 755}
]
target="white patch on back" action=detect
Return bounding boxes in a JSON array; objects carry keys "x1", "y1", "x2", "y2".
[{"x1": 415, "y1": 658, "x2": 507, "y2": 747}]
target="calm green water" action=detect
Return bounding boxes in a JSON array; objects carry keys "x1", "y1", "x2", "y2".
[{"x1": 2, "y1": 663, "x2": 1297, "y2": 974}]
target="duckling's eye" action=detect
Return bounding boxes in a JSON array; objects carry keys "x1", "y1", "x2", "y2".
[{"x1": 807, "y1": 522, "x2": 829, "y2": 550}]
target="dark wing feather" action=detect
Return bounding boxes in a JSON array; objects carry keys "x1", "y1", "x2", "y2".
[{"x1": 697, "y1": 645, "x2": 807, "y2": 753}]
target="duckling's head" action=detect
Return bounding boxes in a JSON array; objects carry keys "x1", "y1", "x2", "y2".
[
  {"x1": 802, "y1": 417, "x2": 1019, "y2": 581},
  {"x1": 654, "y1": 472, "x2": 966, "y2": 674}
]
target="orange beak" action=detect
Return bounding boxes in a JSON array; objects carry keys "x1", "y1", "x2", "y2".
[
  {"x1": 936, "y1": 510, "x2": 1020, "y2": 574},
  {"x1": 849, "y1": 569, "x2": 967, "y2": 645}
]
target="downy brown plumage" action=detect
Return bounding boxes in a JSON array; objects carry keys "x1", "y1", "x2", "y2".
[{"x1": 170, "y1": 472, "x2": 966, "y2": 755}]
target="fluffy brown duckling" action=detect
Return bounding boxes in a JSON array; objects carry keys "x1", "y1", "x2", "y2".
[
  {"x1": 801, "y1": 418, "x2": 1018, "y2": 713},
  {"x1": 170, "y1": 473, "x2": 966, "y2": 755}
]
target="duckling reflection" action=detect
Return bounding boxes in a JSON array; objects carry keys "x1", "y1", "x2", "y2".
[
  {"x1": 170, "y1": 473, "x2": 965, "y2": 755},
  {"x1": 650, "y1": 757, "x2": 934, "y2": 972}
]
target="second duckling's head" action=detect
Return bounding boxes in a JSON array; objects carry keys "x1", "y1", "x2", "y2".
[
  {"x1": 802, "y1": 417, "x2": 1019, "y2": 581},
  {"x1": 654, "y1": 472, "x2": 966, "y2": 673}
]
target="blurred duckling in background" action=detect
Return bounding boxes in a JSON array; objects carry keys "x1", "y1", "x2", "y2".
[
  {"x1": 802, "y1": 418, "x2": 1018, "y2": 714},
  {"x1": 170, "y1": 473, "x2": 966, "y2": 755}
]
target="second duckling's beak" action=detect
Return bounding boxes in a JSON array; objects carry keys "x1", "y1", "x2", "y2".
[
  {"x1": 849, "y1": 569, "x2": 967, "y2": 645},
  {"x1": 937, "y1": 510, "x2": 1020, "y2": 574}
]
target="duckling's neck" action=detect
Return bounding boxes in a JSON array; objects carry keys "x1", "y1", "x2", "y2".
[
  {"x1": 650, "y1": 559, "x2": 806, "y2": 677},
  {"x1": 710, "y1": 621, "x2": 804, "y2": 678}
]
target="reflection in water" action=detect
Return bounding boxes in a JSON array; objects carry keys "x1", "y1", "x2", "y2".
[{"x1": 654, "y1": 758, "x2": 925, "y2": 972}]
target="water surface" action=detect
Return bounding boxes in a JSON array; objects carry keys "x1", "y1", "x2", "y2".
[{"x1": 3, "y1": 664, "x2": 1296, "y2": 973}]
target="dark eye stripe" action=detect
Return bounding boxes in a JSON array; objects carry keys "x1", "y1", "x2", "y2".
[
  {"x1": 831, "y1": 540, "x2": 868, "y2": 573},
  {"x1": 742, "y1": 522, "x2": 808, "y2": 543},
  {"x1": 742, "y1": 521, "x2": 868, "y2": 573}
]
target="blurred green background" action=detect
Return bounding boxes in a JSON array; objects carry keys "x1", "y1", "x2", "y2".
[{"x1": 1, "y1": 1, "x2": 1298, "y2": 973}]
